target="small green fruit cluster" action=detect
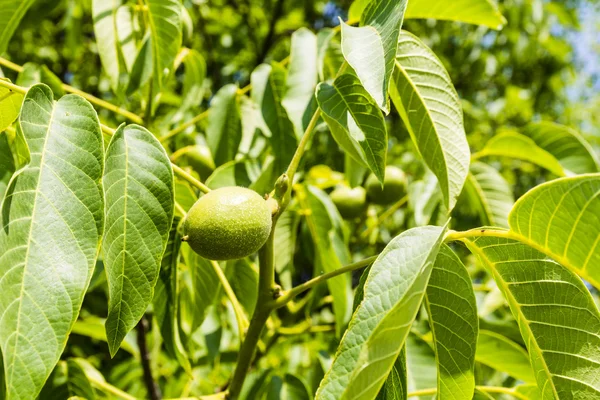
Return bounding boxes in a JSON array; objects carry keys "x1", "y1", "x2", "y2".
[
  {"x1": 330, "y1": 166, "x2": 406, "y2": 220},
  {"x1": 183, "y1": 187, "x2": 272, "y2": 260}
]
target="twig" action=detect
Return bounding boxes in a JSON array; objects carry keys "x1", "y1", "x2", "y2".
[
  {"x1": 136, "y1": 317, "x2": 162, "y2": 400},
  {"x1": 255, "y1": 0, "x2": 286, "y2": 67}
]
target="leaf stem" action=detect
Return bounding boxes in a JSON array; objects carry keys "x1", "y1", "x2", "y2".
[
  {"x1": 210, "y1": 260, "x2": 249, "y2": 337},
  {"x1": 136, "y1": 317, "x2": 162, "y2": 400},
  {"x1": 172, "y1": 164, "x2": 212, "y2": 194},
  {"x1": 360, "y1": 195, "x2": 408, "y2": 240},
  {"x1": 271, "y1": 255, "x2": 377, "y2": 309},
  {"x1": 0, "y1": 57, "x2": 144, "y2": 124},
  {"x1": 160, "y1": 110, "x2": 210, "y2": 143},
  {"x1": 408, "y1": 386, "x2": 528, "y2": 400},
  {"x1": 88, "y1": 375, "x2": 137, "y2": 400},
  {"x1": 227, "y1": 230, "x2": 278, "y2": 399},
  {"x1": 0, "y1": 78, "x2": 26, "y2": 94},
  {"x1": 285, "y1": 108, "x2": 321, "y2": 184}
]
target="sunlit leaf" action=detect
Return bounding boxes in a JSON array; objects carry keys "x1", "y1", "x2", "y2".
[
  {"x1": 523, "y1": 122, "x2": 600, "y2": 175},
  {"x1": 181, "y1": 49, "x2": 206, "y2": 112},
  {"x1": 316, "y1": 225, "x2": 446, "y2": 400},
  {"x1": 405, "y1": 335, "x2": 436, "y2": 400},
  {"x1": 39, "y1": 360, "x2": 96, "y2": 400},
  {"x1": 317, "y1": 73, "x2": 387, "y2": 183},
  {"x1": 475, "y1": 130, "x2": 565, "y2": 176},
  {"x1": 390, "y1": 31, "x2": 469, "y2": 211},
  {"x1": 103, "y1": 124, "x2": 174, "y2": 357},
  {"x1": 126, "y1": 33, "x2": 153, "y2": 96},
  {"x1": 0, "y1": 79, "x2": 23, "y2": 132},
  {"x1": 475, "y1": 330, "x2": 535, "y2": 383},
  {"x1": 283, "y1": 28, "x2": 318, "y2": 137},
  {"x1": 207, "y1": 84, "x2": 242, "y2": 167},
  {"x1": 16, "y1": 63, "x2": 65, "y2": 97},
  {"x1": 0, "y1": 0, "x2": 37, "y2": 54},
  {"x1": 509, "y1": 174, "x2": 600, "y2": 288},
  {"x1": 342, "y1": 0, "x2": 407, "y2": 113},
  {"x1": 0, "y1": 84, "x2": 104, "y2": 400},
  {"x1": 116, "y1": 5, "x2": 136, "y2": 72},
  {"x1": 463, "y1": 236, "x2": 600, "y2": 399},
  {"x1": 405, "y1": 0, "x2": 506, "y2": 29},
  {"x1": 425, "y1": 245, "x2": 477, "y2": 400}
]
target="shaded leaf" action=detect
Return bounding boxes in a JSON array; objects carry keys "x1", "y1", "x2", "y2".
[
  {"x1": 0, "y1": 0, "x2": 37, "y2": 54},
  {"x1": 316, "y1": 225, "x2": 446, "y2": 400},
  {"x1": 425, "y1": 245, "x2": 477, "y2": 400},
  {"x1": 181, "y1": 49, "x2": 206, "y2": 112},
  {"x1": 267, "y1": 373, "x2": 312, "y2": 400},
  {"x1": 460, "y1": 162, "x2": 514, "y2": 228},
  {"x1": 299, "y1": 185, "x2": 351, "y2": 336},
  {"x1": 317, "y1": 73, "x2": 387, "y2": 183},
  {"x1": 0, "y1": 84, "x2": 104, "y2": 400},
  {"x1": 274, "y1": 208, "x2": 301, "y2": 290},
  {"x1": 126, "y1": 33, "x2": 153, "y2": 96},
  {"x1": 103, "y1": 124, "x2": 174, "y2": 356},
  {"x1": 390, "y1": 31, "x2": 469, "y2": 211},
  {"x1": 16, "y1": 63, "x2": 65, "y2": 97},
  {"x1": 92, "y1": 0, "x2": 126, "y2": 92},
  {"x1": 376, "y1": 349, "x2": 407, "y2": 400},
  {"x1": 476, "y1": 330, "x2": 535, "y2": 383},
  {"x1": 153, "y1": 216, "x2": 191, "y2": 373}
]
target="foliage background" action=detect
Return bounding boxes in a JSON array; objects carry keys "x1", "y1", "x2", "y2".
[{"x1": 1, "y1": 0, "x2": 599, "y2": 398}]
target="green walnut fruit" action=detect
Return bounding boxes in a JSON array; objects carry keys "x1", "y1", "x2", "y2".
[
  {"x1": 330, "y1": 186, "x2": 368, "y2": 219},
  {"x1": 365, "y1": 166, "x2": 406, "y2": 205},
  {"x1": 183, "y1": 187, "x2": 272, "y2": 260}
]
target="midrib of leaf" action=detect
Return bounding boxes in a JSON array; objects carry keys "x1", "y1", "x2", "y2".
[
  {"x1": 464, "y1": 239, "x2": 559, "y2": 399},
  {"x1": 393, "y1": 57, "x2": 449, "y2": 200},
  {"x1": 112, "y1": 133, "x2": 129, "y2": 353},
  {"x1": 331, "y1": 83, "x2": 383, "y2": 180},
  {"x1": 8, "y1": 100, "x2": 56, "y2": 387}
]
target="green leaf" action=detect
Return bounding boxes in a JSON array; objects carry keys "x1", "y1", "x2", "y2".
[
  {"x1": 283, "y1": 28, "x2": 318, "y2": 137},
  {"x1": 181, "y1": 49, "x2": 206, "y2": 112},
  {"x1": 251, "y1": 63, "x2": 297, "y2": 173},
  {"x1": 316, "y1": 73, "x2": 387, "y2": 183},
  {"x1": 376, "y1": 349, "x2": 407, "y2": 400},
  {"x1": 460, "y1": 162, "x2": 514, "y2": 228},
  {"x1": 116, "y1": 5, "x2": 136, "y2": 73},
  {"x1": 475, "y1": 330, "x2": 535, "y2": 383},
  {"x1": 92, "y1": 0, "x2": 126, "y2": 92},
  {"x1": 405, "y1": 335, "x2": 436, "y2": 399},
  {"x1": 0, "y1": 84, "x2": 104, "y2": 400},
  {"x1": 0, "y1": 81, "x2": 23, "y2": 132},
  {"x1": 508, "y1": 174, "x2": 600, "y2": 288},
  {"x1": 299, "y1": 185, "x2": 351, "y2": 336},
  {"x1": 153, "y1": 216, "x2": 191, "y2": 373},
  {"x1": 316, "y1": 225, "x2": 446, "y2": 400},
  {"x1": 274, "y1": 208, "x2": 300, "y2": 290},
  {"x1": 0, "y1": 133, "x2": 14, "y2": 199},
  {"x1": 474, "y1": 130, "x2": 566, "y2": 176},
  {"x1": 390, "y1": 31, "x2": 470, "y2": 211},
  {"x1": 0, "y1": 0, "x2": 37, "y2": 54},
  {"x1": 102, "y1": 124, "x2": 174, "y2": 357},
  {"x1": 425, "y1": 245, "x2": 477, "y2": 400},
  {"x1": 143, "y1": 0, "x2": 182, "y2": 88},
  {"x1": 226, "y1": 259, "x2": 258, "y2": 315},
  {"x1": 39, "y1": 360, "x2": 97, "y2": 400},
  {"x1": 207, "y1": 84, "x2": 242, "y2": 167},
  {"x1": 523, "y1": 122, "x2": 600, "y2": 175},
  {"x1": 180, "y1": 244, "x2": 221, "y2": 334},
  {"x1": 126, "y1": 33, "x2": 153, "y2": 96},
  {"x1": 342, "y1": 0, "x2": 407, "y2": 113},
  {"x1": 404, "y1": 0, "x2": 506, "y2": 29},
  {"x1": 267, "y1": 373, "x2": 312, "y2": 400},
  {"x1": 71, "y1": 317, "x2": 138, "y2": 356},
  {"x1": 463, "y1": 236, "x2": 600, "y2": 399},
  {"x1": 16, "y1": 63, "x2": 65, "y2": 97}
]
